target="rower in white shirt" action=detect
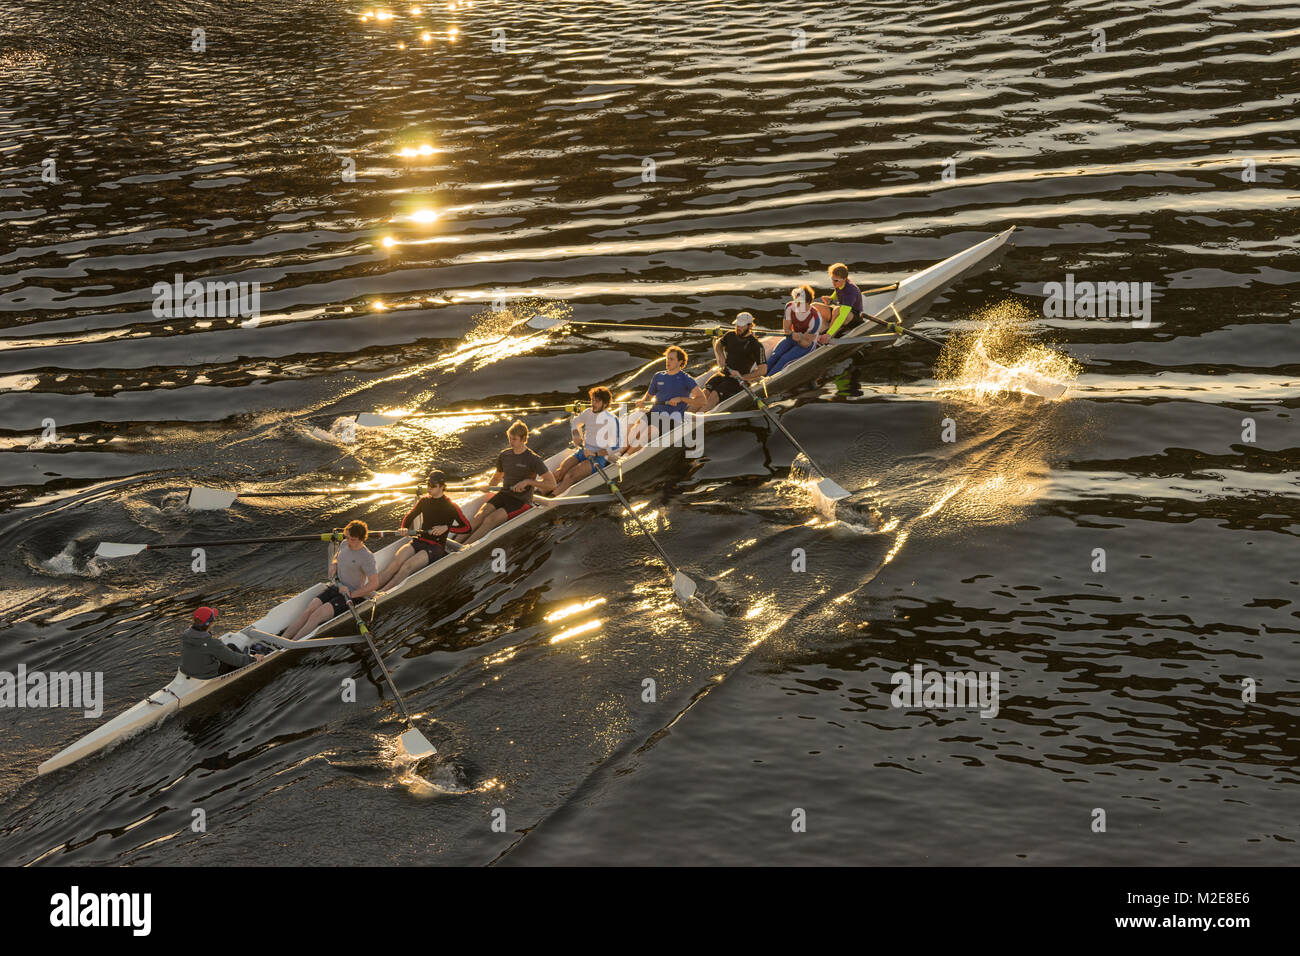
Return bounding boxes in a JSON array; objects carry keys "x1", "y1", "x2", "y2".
[{"x1": 552, "y1": 386, "x2": 623, "y2": 494}]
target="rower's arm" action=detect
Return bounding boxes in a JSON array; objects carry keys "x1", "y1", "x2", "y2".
[
  {"x1": 535, "y1": 469, "x2": 557, "y2": 494},
  {"x1": 351, "y1": 571, "x2": 380, "y2": 601},
  {"x1": 203, "y1": 634, "x2": 252, "y2": 670},
  {"x1": 744, "y1": 362, "x2": 767, "y2": 382}
]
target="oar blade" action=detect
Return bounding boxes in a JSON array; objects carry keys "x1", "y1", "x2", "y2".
[
  {"x1": 354, "y1": 412, "x2": 405, "y2": 428},
  {"x1": 812, "y1": 477, "x2": 851, "y2": 518},
  {"x1": 398, "y1": 727, "x2": 437, "y2": 760},
  {"x1": 525, "y1": 313, "x2": 565, "y2": 331},
  {"x1": 1011, "y1": 369, "x2": 1068, "y2": 401},
  {"x1": 187, "y1": 485, "x2": 239, "y2": 511},
  {"x1": 95, "y1": 542, "x2": 147, "y2": 559},
  {"x1": 672, "y1": 571, "x2": 698, "y2": 603}
]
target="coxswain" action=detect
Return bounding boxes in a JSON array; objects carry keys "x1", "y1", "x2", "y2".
[{"x1": 180, "y1": 606, "x2": 264, "y2": 679}]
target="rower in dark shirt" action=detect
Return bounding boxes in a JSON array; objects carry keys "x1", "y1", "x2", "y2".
[
  {"x1": 375, "y1": 471, "x2": 471, "y2": 590},
  {"x1": 180, "y1": 606, "x2": 264, "y2": 679},
  {"x1": 463, "y1": 421, "x2": 557, "y2": 544},
  {"x1": 701, "y1": 312, "x2": 767, "y2": 411}
]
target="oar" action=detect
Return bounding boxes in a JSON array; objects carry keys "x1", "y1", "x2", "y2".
[
  {"x1": 187, "y1": 484, "x2": 496, "y2": 511},
  {"x1": 245, "y1": 628, "x2": 368, "y2": 649},
  {"x1": 340, "y1": 595, "x2": 437, "y2": 761},
  {"x1": 732, "y1": 377, "x2": 851, "y2": 512},
  {"x1": 589, "y1": 459, "x2": 700, "y2": 605},
  {"x1": 863, "y1": 304, "x2": 1067, "y2": 400},
  {"x1": 95, "y1": 529, "x2": 416, "y2": 559},
  {"x1": 527, "y1": 315, "x2": 785, "y2": 336},
  {"x1": 354, "y1": 402, "x2": 583, "y2": 428}
]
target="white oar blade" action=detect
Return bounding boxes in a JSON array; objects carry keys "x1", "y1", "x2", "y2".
[
  {"x1": 398, "y1": 728, "x2": 437, "y2": 760},
  {"x1": 354, "y1": 412, "x2": 404, "y2": 428},
  {"x1": 525, "y1": 313, "x2": 565, "y2": 331},
  {"x1": 672, "y1": 571, "x2": 698, "y2": 603},
  {"x1": 95, "y1": 542, "x2": 147, "y2": 559},
  {"x1": 187, "y1": 485, "x2": 239, "y2": 511},
  {"x1": 812, "y1": 478, "x2": 850, "y2": 519}
]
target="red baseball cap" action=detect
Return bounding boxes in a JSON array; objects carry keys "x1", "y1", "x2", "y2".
[{"x1": 193, "y1": 606, "x2": 219, "y2": 627}]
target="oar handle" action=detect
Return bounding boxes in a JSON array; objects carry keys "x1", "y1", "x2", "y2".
[{"x1": 141, "y1": 530, "x2": 413, "y2": 550}]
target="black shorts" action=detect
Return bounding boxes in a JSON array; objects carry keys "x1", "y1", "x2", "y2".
[
  {"x1": 704, "y1": 373, "x2": 744, "y2": 401},
  {"x1": 411, "y1": 536, "x2": 447, "y2": 559},
  {"x1": 487, "y1": 491, "x2": 532, "y2": 518},
  {"x1": 317, "y1": 584, "x2": 351, "y2": 614}
]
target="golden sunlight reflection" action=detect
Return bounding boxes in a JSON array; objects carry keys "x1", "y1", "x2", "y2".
[
  {"x1": 405, "y1": 413, "x2": 498, "y2": 436},
  {"x1": 357, "y1": 471, "x2": 418, "y2": 490},
  {"x1": 408, "y1": 208, "x2": 439, "y2": 224},
  {"x1": 550, "y1": 618, "x2": 602, "y2": 644},
  {"x1": 545, "y1": 597, "x2": 608, "y2": 624},
  {"x1": 935, "y1": 302, "x2": 1079, "y2": 401}
]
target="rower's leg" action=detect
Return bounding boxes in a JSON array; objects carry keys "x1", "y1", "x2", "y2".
[
  {"x1": 388, "y1": 550, "x2": 431, "y2": 588},
  {"x1": 376, "y1": 541, "x2": 413, "y2": 588},
  {"x1": 463, "y1": 505, "x2": 503, "y2": 544},
  {"x1": 467, "y1": 506, "x2": 511, "y2": 543},
  {"x1": 701, "y1": 389, "x2": 721, "y2": 412},
  {"x1": 284, "y1": 598, "x2": 326, "y2": 641},
  {"x1": 295, "y1": 603, "x2": 338, "y2": 640}
]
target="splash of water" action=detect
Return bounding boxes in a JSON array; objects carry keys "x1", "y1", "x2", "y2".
[{"x1": 935, "y1": 302, "x2": 1079, "y2": 401}]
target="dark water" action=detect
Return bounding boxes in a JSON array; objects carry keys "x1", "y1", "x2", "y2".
[{"x1": 1, "y1": 0, "x2": 1297, "y2": 865}]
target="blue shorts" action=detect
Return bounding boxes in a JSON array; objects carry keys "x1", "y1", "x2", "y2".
[
  {"x1": 574, "y1": 448, "x2": 609, "y2": 471},
  {"x1": 649, "y1": 405, "x2": 686, "y2": 422}
]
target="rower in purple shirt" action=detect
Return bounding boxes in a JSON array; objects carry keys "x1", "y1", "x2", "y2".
[{"x1": 813, "y1": 262, "x2": 865, "y2": 340}]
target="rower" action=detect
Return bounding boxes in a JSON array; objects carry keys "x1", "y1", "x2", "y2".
[
  {"x1": 283, "y1": 520, "x2": 379, "y2": 640},
  {"x1": 700, "y1": 312, "x2": 766, "y2": 411},
  {"x1": 623, "y1": 346, "x2": 705, "y2": 454},
  {"x1": 553, "y1": 387, "x2": 622, "y2": 495},
  {"x1": 375, "y1": 471, "x2": 472, "y2": 590},
  {"x1": 767, "y1": 284, "x2": 824, "y2": 374},
  {"x1": 815, "y1": 263, "x2": 865, "y2": 340},
  {"x1": 181, "y1": 606, "x2": 264, "y2": 679},
  {"x1": 462, "y1": 421, "x2": 556, "y2": 544}
]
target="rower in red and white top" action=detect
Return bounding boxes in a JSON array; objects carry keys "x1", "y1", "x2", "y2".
[
  {"x1": 376, "y1": 470, "x2": 472, "y2": 590},
  {"x1": 767, "y1": 284, "x2": 825, "y2": 375}
]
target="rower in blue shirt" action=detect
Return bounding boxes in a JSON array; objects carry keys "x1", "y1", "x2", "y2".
[{"x1": 623, "y1": 346, "x2": 705, "y2": 454}]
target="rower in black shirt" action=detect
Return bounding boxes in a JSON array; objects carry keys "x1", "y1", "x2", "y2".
[
  {"x1": 701, "y1": 312, "x2": 767, "y2": 411},
  {"x1": 376, "y1": 471, "x2": 472, "y2": 591}
]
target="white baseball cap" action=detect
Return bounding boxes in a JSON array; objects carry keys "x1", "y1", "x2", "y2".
[{"x1": 734, "y1": 312, "x2": 755, "y2": 327}]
